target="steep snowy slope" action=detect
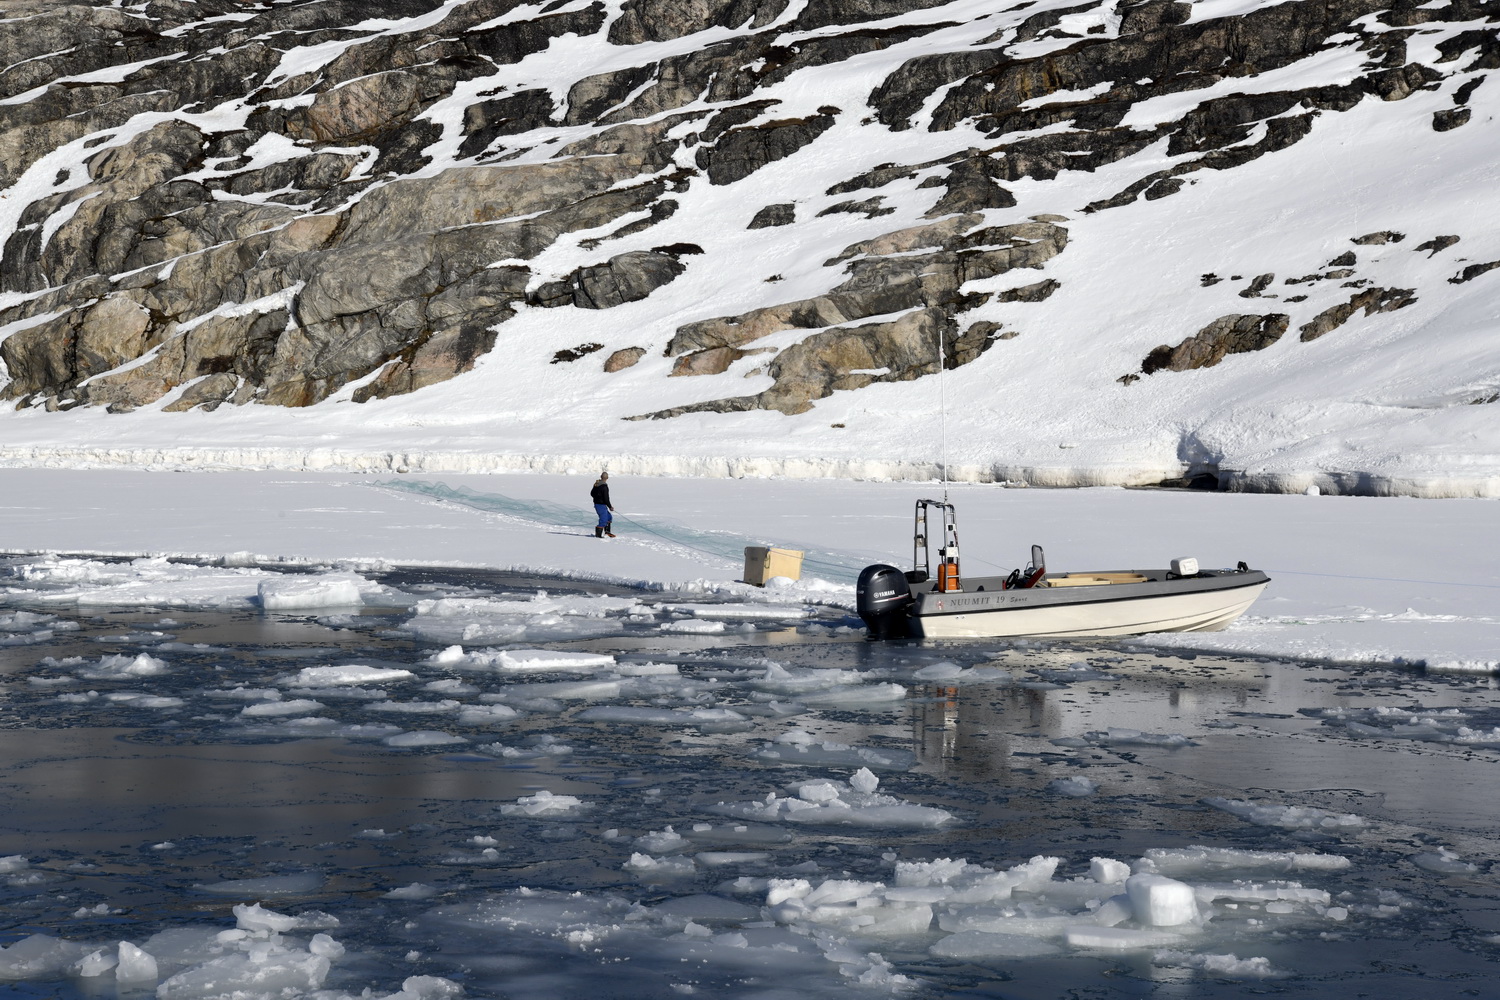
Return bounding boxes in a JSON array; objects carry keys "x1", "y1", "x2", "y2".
[{"x1": 0, "y1": 0, "x2": 1496, "y2": 493}]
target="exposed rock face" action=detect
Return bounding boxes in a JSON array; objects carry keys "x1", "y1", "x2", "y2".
[
  {"x1": 1449, "y1": 260, "x2": 1500, "y2": 284},
  {"x1": 604, "y1": 347, "x2": 648, "y2": 371},
  {"x1": 665, "y1": 220, "x2": 1067, "y2": 360},
  {"x1": 0, "y1": 0, "x2": 1494, "y2": 423},
  {"x1": 748, "y1": 204, "x2": 797, "y2": 228},
  {"x1": 1140, "y1": 314, "x2": 1291, "y2": 375},
  {"x1": 637, "y1": 306, "x2": 974, "y2": 417},
  {"x1": 530, "y1": 251, "x2": 689, "y2": 310},
  {"x1": 696, "y1": 109, "x2": 840, "y2": 185},
  {"x1": 1299, "y1": 287, "x2": 1417, "y2": 341}
]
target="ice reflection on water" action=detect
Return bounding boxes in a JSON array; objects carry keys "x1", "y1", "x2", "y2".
[{"x1": 1, "y1": 566, "x2": 1499, "y2": 998}]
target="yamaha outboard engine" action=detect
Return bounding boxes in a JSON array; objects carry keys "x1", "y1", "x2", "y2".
[{"x1": 857, "y1": 564, "x2": 914, "y2": 639}]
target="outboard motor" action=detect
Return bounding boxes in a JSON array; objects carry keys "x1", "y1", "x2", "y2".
[{"x1": 857, "y1": 564, "x2": 915, "y2": 639}]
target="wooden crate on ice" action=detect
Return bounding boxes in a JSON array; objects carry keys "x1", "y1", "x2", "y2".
[{"x1": 743, "y1": 546, "x2": 804, "y2": 586}]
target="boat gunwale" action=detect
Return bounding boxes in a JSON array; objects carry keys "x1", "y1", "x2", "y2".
[{"x1": 909, "y1": 572, "x2": 1270, "y2": 619}]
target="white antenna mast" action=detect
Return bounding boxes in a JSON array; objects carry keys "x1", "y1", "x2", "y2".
[{"x1": 938, "y1": 323, "x2": 948, "y2": 503}]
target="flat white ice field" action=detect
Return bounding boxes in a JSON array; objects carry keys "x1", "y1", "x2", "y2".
[{"x1": 0, "y1": 469, "x2": 1496, "y2": 671}]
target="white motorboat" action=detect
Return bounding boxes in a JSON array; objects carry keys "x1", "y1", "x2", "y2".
[{"x1": 855, "y1": 500, "x2": 1270, "y2": 640}]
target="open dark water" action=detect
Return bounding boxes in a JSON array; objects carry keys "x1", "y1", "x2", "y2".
[{"x1": 1, "y1": 565, "x2": 1499, "y2": 999}]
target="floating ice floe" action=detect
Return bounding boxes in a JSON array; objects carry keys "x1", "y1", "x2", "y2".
[
  {"x1": 237, "y1": 718, "x2": 405, "y2": 740},
  {"x1": 73, "y1": 652, "x2": 169, "y2": 680},
  {"x1": 1138, "y1": 846, "x2": 1350, "y2": 876},
  {"x1": 624, "y1": 853, "x2": 697, "y2": 876},
  {"x1": 1048, "y1": 776, "x2": 1099, "y2": 797},
  {"x1": 1029, "y1": 661, "x2": 1120, "y2": 683},
  {"x1": 0, "y1": 610, "x2": 78, "y2": 646},
  {"x1": 476, "y1": 734, "x2": 574, "y2": 758},
  {"x1": 240, "y1": 699, "x2": 324, "y2": 717},
  {"x1": 798, "y1": 682, "x2": 907, "y2": 706},
  {"x1": 367, "y1": 699, "x2": 461, "y2": 715},
  {"x1": 660, "y1": 603, "x2": 812, "y2": 620},
  {"x1": 577, "y1": 706, "x2": 749, "y2": 728},
  {"x1": 712, "y1": 769, "x2": 953, "y2": 829},
  {"x1": 455, "y1": 703, "x2": 521, "y2": 724},
  {"x1": 1051, "y1": 728, "x2": 1197, "y2": 748},
  {"x1": 1151, "y1": 950, "x2": 1279, "y2": 977},
  {"x1": 402, "y1": 593, "x2": 639, "y2": 645},
  {"x1": 659, "y1": 618, "x2": 729, "y2": 633},
  {"x1": 1409, "y1": 847, "x2": 1479, "y2": 874},
  {"x1": 753, "y1": 729, "x2": 917, "y2": 771},
  {"x1": 384, "y1": 883, "x2": 441, "y2": 900},
  {"x1": 4, "y1": 556, "x2": 402, "y2": 612},
  {"x1": 1203, "y1": 797, "x2": 1366, "y2": 831},
  {"x1": 910, "y1": 660, "x2": 1013, "y2": 684},
  {"x1": 427, "y1": 645, "x2": 616, "y2": 672},
  {"x1": 1303, "y1": 703, "x2": 1500, "y2": 745},
  {"x1": 0, "y1": 901, "x2": 365, "y2": 995},
  {"x1": 383, "y1": 731, "x2": 468, "y2": 747},
  {"x1": 283, "y1": 664, "x2": 413, "y2": 687},
  {"x1": 257, "y1": 573, "x2": 364, "y2": 610},
  {"x1": 498, "y1": 790, "x2": 588, "y2": 816}
]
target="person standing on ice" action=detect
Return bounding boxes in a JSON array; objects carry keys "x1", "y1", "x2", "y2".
[{"x1": 591, "y1": 472, "x2": 616, "y2": 538}]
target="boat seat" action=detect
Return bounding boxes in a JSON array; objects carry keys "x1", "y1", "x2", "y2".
[{"x1": 1046, "y1": 573, "x2": 1149, "y2": 587}]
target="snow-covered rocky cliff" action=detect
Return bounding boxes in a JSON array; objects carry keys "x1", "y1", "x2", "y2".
[{"x1": 0, "y1": 0, "x2": 1496, "y2": 494}]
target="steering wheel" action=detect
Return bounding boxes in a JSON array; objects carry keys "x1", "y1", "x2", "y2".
[{"x1": 1004, "y1": 568, "x2": 1021, "y2": 590}]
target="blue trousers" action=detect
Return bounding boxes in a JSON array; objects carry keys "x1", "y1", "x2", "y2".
[{"x1": 594, "y1": 504, "x2": 613, "y2": 529}]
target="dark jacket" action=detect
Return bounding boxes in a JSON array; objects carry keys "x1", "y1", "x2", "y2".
[{"x1": 591, "y1": 481, "x2": 611, "y2": 507}]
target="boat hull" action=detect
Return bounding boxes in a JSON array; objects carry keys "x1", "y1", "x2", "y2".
[{"x1": 907, "y1": 575, "x2": 1269, "y2": 640}]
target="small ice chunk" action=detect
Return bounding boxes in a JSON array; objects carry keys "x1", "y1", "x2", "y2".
[
  {"x1": 1126, "y1": 874, "x2": 1198, "y2": 926},
  {"x1": 635, "y1": 827, "x2": 688, "y2": 853},
  {"x1": 490, "y1": 649, "x2": 616, "y2": 671},
  {"x1": 1090, "y1": 858, "x2": 1131, "y2": 884},
  {"x1": 661, "y1": 603, "x2": 811, "y2": 620},
  {"x1": 115, "y1": 942, "x2": 158, "y2": 983},
  {"x1": 0, "y1": 934, "x2": 86, "y2": 978},
  {"x1": 1204, "y1": 797, "x2": 1365, "y2": 831},
  {"x1": 1410, "y1": 847, "x2": 1478, "y2": 874},
  {"x1": 455, "y1": 704, "x2": 519, "y2": 724},
  {"x1": 624, "y1": 853, "x2": 696, "y2": 875},
  {"x1": 1141, "y1": 846, "x2": 1350, "y2": 875},
  {"x1": 797, "y1": 781, "x2": 842, "y2": 803},
  {"x1": 1049, "y1": 776, "x2": 1098, "y2": 797},
  {"x1": 309, "y1": 933, "x2": 344, "y2": 959},
  {"x1": 234, "y1": 903, "x2": 302, "y2": 932},
  {"x1": 384, "y1": 975, "x2": 465, "y2": 999},
  {"x1": 499, "y1": 790, "x2": 586, "y2": 816},
  {"x1": 1091, "y1": 894, "x2": 1133, "y2": 927},
  {"x1": 384, "y1": 883, "x2": 440, "y2": 900},
  {"x1": 383, "y1": 731, "x2": 468, "y2": 747},
  {"x1": 695, "y1": 851, "x2": 770, "y2": 866},
  {"x1": 286, "y1": 665, "x2": 413, "y2": 687},
  {"x1": 849, "y1": 768, "x2": 880, "y2": 794},
  {"x1": 76, "y1": 653, "x2": 168, "y2": 680},
  {"x1": 75, "y1": 948, "x2": 117, "y2": 977},
  {"x1": 1065, "y1": 925, "x2": 1186, "y2": 950},
  {"x1": 660, "y1": 618, "x2": 726, "y2": 633},
  {"x1": 1153, "y1": 949, "x2": 1277, "y2": 977},
  {"x1": 241, "y1": 699, "x2": 324, "y2": 717}
]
